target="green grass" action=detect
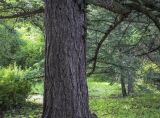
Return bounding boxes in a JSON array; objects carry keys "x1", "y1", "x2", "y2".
[
  {"x1": 4, "y1": 78, "x2": 160, "y2": 118},
  {"x1": 90, "y1": 93, "x2": 160, "y2": 118},
  {"x1": 88, "y1": 77, "x2": 160, "y2": 118},
  {"x1": 88, "y1": 81, "x2": 121, "y2": 97}
]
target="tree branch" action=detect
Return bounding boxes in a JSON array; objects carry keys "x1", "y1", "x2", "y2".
[
  {"x1": 136, "y1": 45, "x2": 160, "y2": 56},
  {"x1": 0, "y1": 0, "x2": 131, "y2": 20},
  {"x1": 125, "y1": 2, "x2": 160, "y2": 31},
  {"x1": 88, "y1": 14, "x2": 128, "y2": 76},
  {"x1": 87, "y1": 0, "x2": 130, "y2": 14},
  {"x1": 0, "y1": 7, "x2": 44, "y2": 19}
]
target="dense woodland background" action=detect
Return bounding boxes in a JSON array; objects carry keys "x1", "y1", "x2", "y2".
[{"x1": 0, "y1": 0, "x2": 160, "y2": 118}]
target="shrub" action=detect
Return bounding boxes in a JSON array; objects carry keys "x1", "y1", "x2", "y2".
[
  {"x1": 0, "y1": 65, "x2": 31, "y2": 110},
  {"x1": 0, "y1": 23, "x2": 23, "y2": 67},
  {"x1": 24, "y1": 59, "x2": 44, "y2": 82}
]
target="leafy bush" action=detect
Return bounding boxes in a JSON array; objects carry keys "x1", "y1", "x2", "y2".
[
  {"x1": 0, "y1": 65, "x2": 31, "y2": 110},
  {"x1": 15, "y1": 24, "x2": 44, "y2": 68},
  {"x1": 24, "y1": 59, "x2": 44, "y2": 82},
  {"x1": 15, "y1": 41, "x2": 44, "y2": 68},
  {"x1": 0, "y1": 23, "x2": 23, "y2": 67}
]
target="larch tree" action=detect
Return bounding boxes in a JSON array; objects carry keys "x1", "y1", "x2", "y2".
[{"x1": 42, "y1": 0, "x2": 91, "y2": 118}]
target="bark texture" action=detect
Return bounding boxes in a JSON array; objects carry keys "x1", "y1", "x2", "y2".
[{"x1": 42, "y1": 0, "x2": 90, "y2": 118}]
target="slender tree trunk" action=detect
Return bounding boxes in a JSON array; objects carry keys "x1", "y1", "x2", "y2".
[
  {"x1": 0, "y1": 109, "x2": 3, "y2": 118},
  {"x1": 120, "y1": 74, "x2": 127, "y2": 97},
  {"x1": 127, "y1": 71, "x2": 134, "y2": 95},
  {"x1": 42, "y1": 0, "x2": 91, "y2": 118}
]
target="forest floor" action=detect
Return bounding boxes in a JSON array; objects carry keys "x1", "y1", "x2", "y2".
[{"x1": 4, "y1": 77, "x2": 160, "y2": 118}]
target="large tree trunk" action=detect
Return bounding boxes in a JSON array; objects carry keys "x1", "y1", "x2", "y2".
[{"x1": 42, "y1": 0, "x2": 90, "y2": 118}]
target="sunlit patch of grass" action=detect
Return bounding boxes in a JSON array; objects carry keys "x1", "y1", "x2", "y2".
[
  {"x1": 88, "y1": 81, "x2": 121, "y2": 98},
  {"x1": 88, "y1": 77, "x2": 160, "y2": 118},
  {"x1": 87, "y1": 75, "x2": 121, "y2": 98},
  {"x1": 90, "y1": 93, "x2": 160, "y2": 118}
]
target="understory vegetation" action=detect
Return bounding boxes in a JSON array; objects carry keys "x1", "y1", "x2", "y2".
[{"x1": 3, "y1": 77, "x2": 160, "y2": 118}]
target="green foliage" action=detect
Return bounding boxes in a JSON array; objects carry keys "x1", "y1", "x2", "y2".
[
  {"x1": 0, "y1": 22, "x2": 44, "y2": 110},
  {"x1": 0, "y1": 65, "x2": 31, "y2": 110},
  {"x1": 24, "y1": 59, "x2": 44, "y2": 82},
  {"x1": 15, "y1": 23, "x2": 44, "y2": 68},
  {"x1": 0, "y1": 0, "x2": 44, "y2": 18},
  {"x1": 31, "y1": 81, "x2": 43, "y2": 95},
  {"x1": 16, "y1": 41, "x2": 44, "y2": 68},
  {"x1": 0, "y1": 23, "x2": 22, "y2": 67},
  {"x1": 0, "y1": 21, "x2": 44, "y2": 69}
]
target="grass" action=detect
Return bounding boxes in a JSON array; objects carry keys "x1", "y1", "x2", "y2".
[
  {"x1": 4, "y1": 77, "x2": 160, "y2": 118},
  {"x1": 90, "y1": 93, "x2": 160, "y2": 118},
  {"x1": 4, "y1": 103, "x2": 42, "y2": 118},
  {"x1": 88, "y1": 81, "x2": 121, "y2": 97}
]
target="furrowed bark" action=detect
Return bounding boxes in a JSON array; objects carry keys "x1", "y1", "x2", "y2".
[{"x1": 42, "y1": 0, "x2": 90, "y2": 118}]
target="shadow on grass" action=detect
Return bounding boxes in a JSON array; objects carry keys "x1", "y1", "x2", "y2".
[{"x1": 4, "y1": 102, "x2": 42, "y2": 118}]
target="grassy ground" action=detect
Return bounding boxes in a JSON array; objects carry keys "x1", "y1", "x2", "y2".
[{"x1": 4, "y1": 77, "x2": 160, "y2": 118}]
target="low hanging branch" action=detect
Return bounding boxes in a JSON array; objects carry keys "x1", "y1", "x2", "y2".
[
  {"x1": 87, "y1": 0, "x2": 130, "y2": 14},
  {"x1": 0, "y1": 0, "x2": 159, "y2": 32},
  {"x1": 123, "y1": 1, "x2": 160, "y2": 31},
  {"x1": 136, "y1": 45, "x2": 160, "y2": 56},
  {"x1": 88, "y1": 14, "x2": 129, "y2": 76},
  {"x1": 0, "y1": 7, "x2": 44, "y2": 19},
  {"x1": 0, "y1": 0, "x2": 129, "y2": 20}
]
